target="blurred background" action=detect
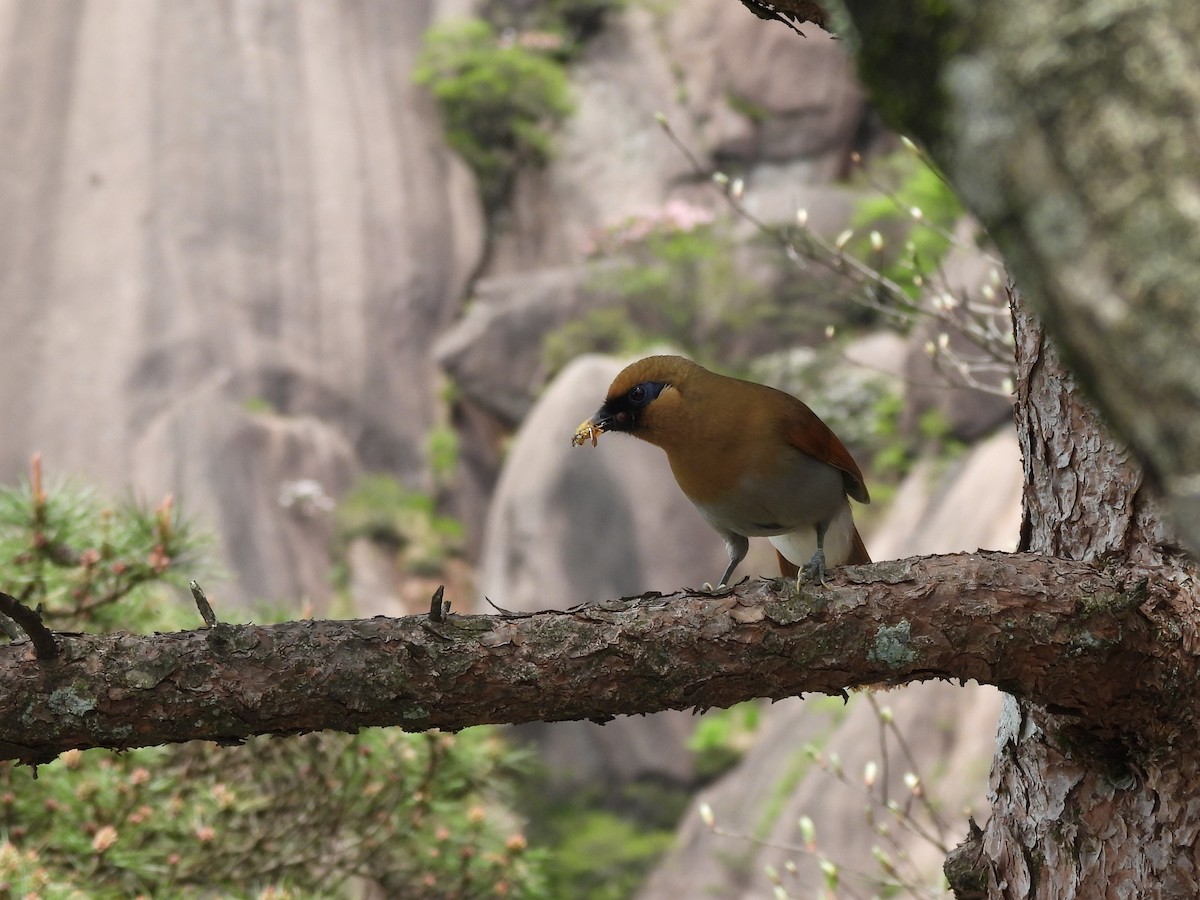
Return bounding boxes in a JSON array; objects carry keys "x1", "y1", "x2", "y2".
[{"x1": 0, "y1": 1, "x2": 1023, "y2": 896}]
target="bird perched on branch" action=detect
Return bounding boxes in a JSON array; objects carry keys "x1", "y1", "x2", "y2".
[{"x1": 572, "y1": 355, "x2": 870, "y2": 588}]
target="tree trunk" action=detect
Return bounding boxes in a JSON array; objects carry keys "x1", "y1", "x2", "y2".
[
  {"x1": 837, "y1": 0, "x2": 1200, "y2": 550},
  {"x1": 954, "y1": 291, "x2": 1200, "y2": 897},
  {"x1": 789, "y1": 0, "x2": 1200, "y2": 891}
]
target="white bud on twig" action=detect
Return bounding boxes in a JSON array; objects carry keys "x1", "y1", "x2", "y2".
[
  {"x1": 819, "y1": 859, "x2": 839, "y2": 886},
  {"x1": 798, "y1": 815, "x2": 816, "y2": 848}
]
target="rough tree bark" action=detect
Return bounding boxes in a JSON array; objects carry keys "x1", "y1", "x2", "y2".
[
  {"x1": 0, "y1": 550, "x2": 1186, "y2": 767},
  {"x1": 960, "y1": 295, "x2": 1200, "y2": 897}
]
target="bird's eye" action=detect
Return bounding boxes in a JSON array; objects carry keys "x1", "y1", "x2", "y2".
[{"x1": 625, "y1": 382, "x2": 666, "y2": 408}]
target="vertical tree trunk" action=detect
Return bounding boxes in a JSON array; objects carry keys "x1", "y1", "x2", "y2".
[{"x1": 974, "y1": 290, "x2": 1199, "y2": 897}]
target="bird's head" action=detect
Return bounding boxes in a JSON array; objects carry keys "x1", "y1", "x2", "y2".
[{"x1": 572, "y1": 355, "x2": 700, "y2": 450}]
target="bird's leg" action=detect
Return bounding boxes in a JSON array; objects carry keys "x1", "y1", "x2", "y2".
[
  {"x1": 799, "y1": 522, "x2": 828, "y2": 587},
  {"x1": 705, "y1": 533, "x2": 749, "y2": 591}
]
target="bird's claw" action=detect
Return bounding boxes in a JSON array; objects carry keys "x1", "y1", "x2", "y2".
[{"x1": 798, "y1": 550, "x2": 828, "y2": 588}]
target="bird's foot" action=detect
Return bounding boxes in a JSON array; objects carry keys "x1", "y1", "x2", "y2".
[
  {"x1": 700, "y1": 582, "x2": 728, "y2": 593},
  {"x1": 798, "y1": 550, "x2": 827, "y2": 587}
]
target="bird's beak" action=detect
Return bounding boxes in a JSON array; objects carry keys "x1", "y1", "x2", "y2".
[{"x1": 571, "y1": 407, "x2": 614, "y2": 447}]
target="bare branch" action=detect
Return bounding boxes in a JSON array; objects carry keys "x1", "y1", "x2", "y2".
[
  {"x1": 190, "y1": 580, "x2": 218, "y2": 628},
  {"x1": 0, "y1": 552, "x2": 1191, "y2": 765},
  {"x1": 0, "y1": 591, "x2": 58, "y2": 660}
]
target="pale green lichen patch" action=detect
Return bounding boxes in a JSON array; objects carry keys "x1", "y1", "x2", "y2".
[
  {"x1": 124, "y1": 652, "x2": 181, "y2": 690},
  {"x1": 48, "y1": 685, "x2": 97, "y2": 717},
  {"x1": 1077, "y1": 589, "x2": 1142, "y2": 616},
  {"x1": 870, "y1": 621, "x2": 918, "y2": 667}
]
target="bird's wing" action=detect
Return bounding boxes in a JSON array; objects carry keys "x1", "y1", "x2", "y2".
[{"x1": 781, "y1": 405, "x2": 870, "y2": 504}]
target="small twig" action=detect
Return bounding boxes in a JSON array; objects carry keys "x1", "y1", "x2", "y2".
[
  {"x1": 655, "y1": 113, "x2": 1017, "y2": 397},
  {"x1": 868, "y1": 693, "x2": 891, "y2": 808},
  {"x1": 190, "y1": 580, "x2": 218, "y2": 628},
  {"x1": 0, "y1": 591, "x2": 59, "y2": 660},
  {"x1": 849, "y1": 150, "x2": 1003, "y2": 269},
  {"x1": 874, "y1": 696, "x2": 953, "y2": 840},
  {"x1": 428, "y1": 585, "x2": 448, "y2": 623},
  {"x1": 0, "y1": 612, "x2": 20, "y2": 642},
  {"x1": 484, "y1": 597, "x2": 538, "y2": 618}
]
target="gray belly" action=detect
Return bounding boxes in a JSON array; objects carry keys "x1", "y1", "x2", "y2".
[{"x1": 695, "y1": 454, "x2": 846, "y2": 538}]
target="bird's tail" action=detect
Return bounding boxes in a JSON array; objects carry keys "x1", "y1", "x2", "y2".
[
  {"x1": 774, "y1": 549, "x2": 800, "y2": 580},
  {"x1": 847, "y1": 525, "x2": 871, "y2": 565}
]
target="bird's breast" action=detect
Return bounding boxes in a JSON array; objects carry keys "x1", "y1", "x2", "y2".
[{"x1": 679, "y1": 448, "x2": 848, "y2": 538}]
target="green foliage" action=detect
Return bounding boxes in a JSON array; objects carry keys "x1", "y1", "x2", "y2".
[
  {"x1": 850, "y1": 149, "x2": 965, "y2": 300},
  {"x1": 540, "y1": 807, "x2": 673, "y2": 900},
  {"x1": 725, "y1": 88, "x2": 769, "y2": 123},
  {"x1": 482, "y1": 0, "x2": 626, "y2": 53},
  {"x1": 426, "y1": 423, "x2": 461, "y2": 491},
  {"x1": 517, "y1": 747, "x2": 691, "y2": 900},
  {"x1": 0, "y1": 470, "x2": 204, "y2": 632},
  {"x1": 541, "y1": 306, "x2": 647, "y2": 375},
  {"x1": 239, "y1": 396, "x2": 277, "y2": 415},
  {"x1": 868, "y1": 391, "x2": 966, "y2": 488},
  {"x1": 414, "y1": 18, "x2": 574, "y2": 215},
  {"x1": 546, "y1": 206, "x2": 775, "y2": 375},
  {"x1": 334, "y1": 473, "x2": 464, "y2": 577},
  {"x1": 688, "y1": 702, "x2": 763, "y2": 782},
  {"x1": 0, "y1": 731, "x2": 545, "y2": 899},
  {"x1": 0, "y1": 472, "x2": 546, "y2": 898},
  {"x1": 519, "y1": 779, "x2": 677, "y2": 900},
  {"x1": 869, "y1": 389, "x2": 912, "y2": 480}
]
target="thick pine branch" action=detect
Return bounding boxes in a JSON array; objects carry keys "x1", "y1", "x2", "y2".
[{"x1": 0, "y1": 551, "x2": 1191, "y2": 765}]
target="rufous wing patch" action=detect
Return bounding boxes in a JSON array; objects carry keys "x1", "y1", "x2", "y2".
[{"x1": 781, "y1": 404, "x2": 870, "y2": 504}]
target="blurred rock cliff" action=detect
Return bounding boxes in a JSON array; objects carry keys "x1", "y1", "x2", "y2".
[{"x1": 0, "y1": 1, "x2": 1017, "y2": 894}]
